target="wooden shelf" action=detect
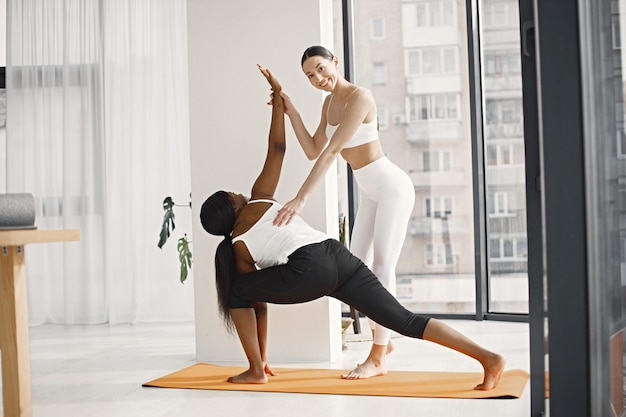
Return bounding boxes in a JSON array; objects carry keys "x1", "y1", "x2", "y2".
[{"x1": 0, "y1": 229, "x2": 80, "y2": 246}]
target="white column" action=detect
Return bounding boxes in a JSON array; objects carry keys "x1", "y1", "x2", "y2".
[{"x1": 187, "y1": 0, "x2": 341, "y2": 363}]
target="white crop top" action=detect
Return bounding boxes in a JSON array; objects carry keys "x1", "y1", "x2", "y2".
[
  {"x1": 325, "y1": 94, "x2": 378, "y2": 149},
  {"x1": 231, "y1": 199, "x2": 329, "y2": 269}
]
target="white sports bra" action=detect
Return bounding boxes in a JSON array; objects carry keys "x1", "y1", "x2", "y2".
[
  {"x1": 326, "y1": 94, "x2": 378, "y2": 149},
  {"x1": 231, "y1": 199, "x2": 329, "y2": 269}
]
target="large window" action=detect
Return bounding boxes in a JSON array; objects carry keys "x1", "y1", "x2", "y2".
[
  {"x1": 335, "y1": 0, "x2": 528, "y2": 316},
  {"x1": 338, "y1": 0, "x2": 476, "y2": 315}
]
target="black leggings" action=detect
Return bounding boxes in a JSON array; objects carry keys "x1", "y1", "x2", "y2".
[{"x1": 230, "y1": 239, "x2": 431, "y2": 340}]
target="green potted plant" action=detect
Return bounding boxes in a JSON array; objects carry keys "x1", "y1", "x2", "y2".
[{"x1": 158, "y1": 195, "x2": 193, "y2": 283}]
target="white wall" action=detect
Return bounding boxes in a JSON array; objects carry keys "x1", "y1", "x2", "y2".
[{"x1": 187, "y1": 0, "x2": 342, "y2": 363}]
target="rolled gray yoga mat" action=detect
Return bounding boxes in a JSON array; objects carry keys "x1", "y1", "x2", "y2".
[{"x1": 0, "y1": 193, "x2": 37, "y2": 229}]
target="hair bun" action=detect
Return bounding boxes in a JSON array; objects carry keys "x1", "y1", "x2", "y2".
[{"x1": 200, "y1": 191, "x2": 236, "y2": 236}]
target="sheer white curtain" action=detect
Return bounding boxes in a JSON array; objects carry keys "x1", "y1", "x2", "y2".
[{"x1": 6, "y1": 0, "x2": 194, "y2": 325}]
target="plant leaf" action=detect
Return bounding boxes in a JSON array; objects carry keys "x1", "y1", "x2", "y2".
[
  {"x1": 158, "y1": 197, "x2": 176, "y2": 248},
  {"x1": 177, "y1": 234, "x2": 192, "y2": 283}
]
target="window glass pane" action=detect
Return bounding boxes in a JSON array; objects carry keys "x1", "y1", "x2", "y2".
[
  {"x1": 423, "y1": 49, "x2": 441, "y2": 74},
  {"x1": 371, "y1": 17, "x2": 385, "y2": 39},
  {"x1": 493, "y1": 4, "x2": 506, "y2": 24},
  {"x1": 503, "y1": 239, "x2": 514, "y2": 257},
  {"x1": 429, "y1": 3, "x2": 441, "y2": 26},
  {"x1": 433, "y1": 197, "x2": 441, "y2": 217},
  {"x1": 501, "y1": 100, "x2": 516, "y2": 123},
  {"x1": 423, "y1": 151, "x2": 432, "y2": 171},
  {"x1": 444, "y1": 197, "x2": 452, "y2": 216},
  {"x1": 480, "y1": 0, "x2": 528, "y2": 314},
  {"x1": 486, "y1": 99, "x2": 498, "y2": 124},
  {"x1": 483, "y1": 6, "x2": 493, "y2": 28},
  {"x1": 407, "y1": 50, "x2": 420, "y2": 74},
  {"x1": 416, "y1": 4, "x2": 427, "y2": 27},
  {"x1": 445, "y1": 243, "x2": 454, "y2": 264},
  {"x1": 347, "y1": 0, "x2": 476, "y2": 314},
  {"x1": 443, "y1": 2, "x2": 454, "y2": 26},
  {"x1": 417, "y1": 96, "x2": 430, "y2": 120},
  {"x1": 425, "y1": 243, "x2": 434, "y2": 265},
  {"x1": 443, "y1": 48, "x2": 456, "y2": 72},
  {"x1": 487, "y1": 144, "x2": 497, "y2": 165},
  {"x1": 485, "y1": 53, "x2": 496, "y2": 74},
  {"x1": 510, "y1": 52, "x2": 521, "y2": 73},
  {"x1": 501, "y1": 144, "x2": 512, "y2": 164},
  {"x1": 372, "y1": 61, "x2": 387, "y2": 85},
  {"x1": 442, "y1": 151, "x2": 451, "y2": 171},
  {"x1": 516, "y1": 238, "x2": 527, "y2": 259},
  {"x1": 497, "y1": 191, "x2": 508, "y2": 213},
  {"x1": 434, "y1": 94, "x2": 445, "y2": 118},
  {"x1": 490, "y1": 239, "x2": 501, "y2": 258},
  {"x1": 447, "y1": 94, "x2": 458, "y2": 118}
]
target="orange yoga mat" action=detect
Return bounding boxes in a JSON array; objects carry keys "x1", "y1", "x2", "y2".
[{"x1": 143, "y1": 363, "x2": 529, "y2": 399}]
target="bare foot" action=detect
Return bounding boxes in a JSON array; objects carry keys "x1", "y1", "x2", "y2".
[
  {"x1": 474, "y1": 354, "x2": 506, "y2": 390},
  {"x1": 341, "y1": 359, "x2": 388, "y2": 380},
  {"x1": 227, "y1": 368, "x2": 268, "y2": 384}
]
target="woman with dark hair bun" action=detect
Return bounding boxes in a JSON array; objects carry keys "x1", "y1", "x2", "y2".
[{"x1": 200, "y1": 65, "x2": 505, "y2": 388}]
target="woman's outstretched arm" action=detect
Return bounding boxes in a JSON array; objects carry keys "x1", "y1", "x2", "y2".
[
  {"x1": 250, "y1": 65, "x2": 286, "y2": 200},
  {"x1": 273, "y1": 88, "x2": 374, "y2": 226},
  {"x1": 280, "y1": 91, "x2": 330, "y2": 160}
]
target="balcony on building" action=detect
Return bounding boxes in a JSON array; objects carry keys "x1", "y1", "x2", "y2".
[
  {"x1": 405, "y1": 119, "x2": 463, "y2": 144},
  {"x1": 484, "y1": 122, "x2": 524, "y2": 140},
  {"x1": 485, "y1": 165, "x2": 525, "y2": 186},
  {"x1": 407, "y1": 215, "x2": 469, "y2": 236},
  {"x1": 483, "y1": 74, "x2": 523, "y2": 94},
  {"x1": 408, "y1": 168, "x2": 466, "y2": 188}
]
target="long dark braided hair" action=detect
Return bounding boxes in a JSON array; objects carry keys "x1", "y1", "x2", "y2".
[{"x1": 200, "y1": 191, "x2": 237, "y2": 332}]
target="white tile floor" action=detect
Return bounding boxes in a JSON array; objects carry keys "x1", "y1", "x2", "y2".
[{"x1": 24, "y1": 319, "x2": 530, "y2": 417}]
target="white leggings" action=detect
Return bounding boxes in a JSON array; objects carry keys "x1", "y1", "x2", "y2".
[{"x1": 350, "y1": 156, "x2": 415, "y2": 345}]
